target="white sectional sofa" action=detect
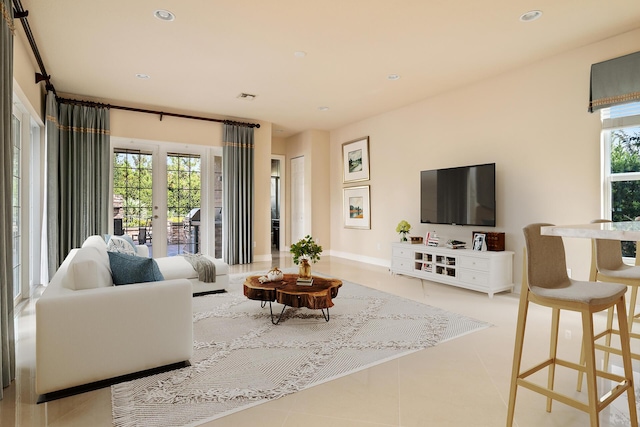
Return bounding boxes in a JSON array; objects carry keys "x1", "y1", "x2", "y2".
[
  {"x1": 36, "y1": 237, "x2": 193, "y2": 397},
  {"x1": 35, "y1": 235, "x2": 228, "y2": 397}
]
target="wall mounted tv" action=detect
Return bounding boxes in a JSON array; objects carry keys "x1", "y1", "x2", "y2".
[{"x1": 420, "y1": 163, "x2": 496, "y2": 227}]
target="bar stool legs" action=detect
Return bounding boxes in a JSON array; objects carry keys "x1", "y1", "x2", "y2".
[{"x1": 507, "y1": 238, "x2": 638, "y2": 427}]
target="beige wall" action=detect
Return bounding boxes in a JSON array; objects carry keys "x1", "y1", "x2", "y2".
[
  {"x1": 329, "y1": 28, "x2": 640, "y2": 284},
  {"x1": 13, "y1": 34, "x2": 43, "y2": 121},
  {"x1": 272, "y1": 136, "x2": 286, "y2": 155}
]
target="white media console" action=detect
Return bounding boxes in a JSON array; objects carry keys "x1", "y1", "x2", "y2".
[{"x1": 390, "y1": 242, "x2": 514, "y2": 297}]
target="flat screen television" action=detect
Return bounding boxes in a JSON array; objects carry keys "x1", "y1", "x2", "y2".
[{"x1": 420, "y1": 163, "x2": 496, "y2": 226}]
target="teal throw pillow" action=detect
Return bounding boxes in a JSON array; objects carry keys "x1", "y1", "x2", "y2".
[{"x1": 107, "y1": 251, "x2": 164, "y2": 285}]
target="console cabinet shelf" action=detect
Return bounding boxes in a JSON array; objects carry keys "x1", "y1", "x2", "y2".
[{"x1": 390, "y1": 242, "x2": 513, "y2": 297}]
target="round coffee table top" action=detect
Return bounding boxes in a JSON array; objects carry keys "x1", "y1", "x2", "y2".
[{"x1": 243, "y1": 274, "x2": 342, "y2": 310}]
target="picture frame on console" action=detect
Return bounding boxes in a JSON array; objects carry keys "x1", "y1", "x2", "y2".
[
  {"x1": 343, "y1": 186, "x2": 371, "y2": 229},
  {"x1": 473, "y1": 233, "x2": 486, "y2": 251},
  {"x1": 342, "y1": 136, "x2": 370, "y2": 183}
]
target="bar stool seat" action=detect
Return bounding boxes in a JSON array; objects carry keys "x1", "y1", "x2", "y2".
[{"x1": 507, "y1": 223, "x2": 638, "y2": 427}]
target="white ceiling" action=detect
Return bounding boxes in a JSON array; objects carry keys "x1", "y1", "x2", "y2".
[{"x1": 16, "y1": 0, "x2": 640, "y2": 137}]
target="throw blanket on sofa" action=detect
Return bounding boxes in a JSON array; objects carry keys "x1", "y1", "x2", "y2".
[{"x1": 182, "y1": 254, "x2": 216, "y2": 283}]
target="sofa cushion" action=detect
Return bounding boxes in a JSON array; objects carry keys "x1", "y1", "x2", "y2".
[
  {"x1": 155, "y1": 255, "x2": 229, "y2": 280},
  {"x1": 82, "y1": 235, "x2": 111, "y2": 272},
  {"x1": 66, "y1": 246, "x2": 113, "y2": 290},
  {"x1": 106, "y1": 235, "x2": 137, "y2": 256},
  {"x1": 107, "y1": 251, "x2": 164, "y2": 285}
]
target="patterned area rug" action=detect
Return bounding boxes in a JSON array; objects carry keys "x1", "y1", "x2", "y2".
[{"x1": 111, "y1": 271, "x2": 490, "y2": 427}]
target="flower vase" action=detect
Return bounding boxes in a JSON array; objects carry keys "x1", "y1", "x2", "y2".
[
  {"x1": 299, "y1": 258, "x2": 312, "y2": 280},
  {"x1": 400, "y1": 233, "x2": 408, "y2": 242}
]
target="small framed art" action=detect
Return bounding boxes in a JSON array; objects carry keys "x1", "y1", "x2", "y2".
[
  {"x1": 342, "y1": 136, "x2": 370, "y2": 183},
  {"x1": 473, "y1": 233, "x2": 486, "y2": 251},
  {"x1": 343, "y1": 186, "x2": 371, "y2": 229}
]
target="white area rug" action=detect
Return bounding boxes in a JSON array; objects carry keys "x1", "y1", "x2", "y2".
[{"x1": 111, "y1": 272, "x2": 490, "y2": 427}]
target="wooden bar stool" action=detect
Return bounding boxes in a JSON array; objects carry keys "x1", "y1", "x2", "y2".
[
  {"x1": 507, "y1": 223, "x2": 638, "y2": 427},
  {"x1": 577, "y1": 218, "x2": 640, "y2": 390}
]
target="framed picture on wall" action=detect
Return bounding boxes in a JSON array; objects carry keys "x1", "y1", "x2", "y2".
[
  {"x1": 343, "y1": 186, "x2": 371, "y2": 229},
  {"x1": 342, "y1": 137, "x2": 370, "y2": 183}
]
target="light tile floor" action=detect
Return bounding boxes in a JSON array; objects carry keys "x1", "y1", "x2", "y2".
[{"x1": 1, "y1": 252, "x2": 639, "y2": 426}]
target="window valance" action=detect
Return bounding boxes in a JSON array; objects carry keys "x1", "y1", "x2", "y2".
[{"x1": 589, "y1": 50, "x2": 640, "y2": 113}]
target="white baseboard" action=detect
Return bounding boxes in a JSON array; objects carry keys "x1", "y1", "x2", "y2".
[
  {"x1": 254, "y1": 253, "x2": 272, "y2": 263},
  {"x1": 327, "y1": 250, "x2": 390, "y2": 268}
]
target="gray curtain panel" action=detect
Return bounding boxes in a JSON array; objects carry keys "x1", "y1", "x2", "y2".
[
  {"x1": 0, "y1": 0, "x2": 15, "y2": 399},
  {"x1": 589, "y1": 50, "x2": 640, "y2": 112},
  {"x1": 46, "y1": 98, "x2": 110, "y2": 274},
  {"x1": 222, "y1": 124, "x2": 254, "y2": 265}
]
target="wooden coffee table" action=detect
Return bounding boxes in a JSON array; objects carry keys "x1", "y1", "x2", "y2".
[{"x1": 243, "y1": 274, "x2": 342, "y2": 324}]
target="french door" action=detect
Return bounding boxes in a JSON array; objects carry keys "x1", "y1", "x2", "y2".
[{"x1": 111, "y1": 139, "x2": 221, "y2": 258}]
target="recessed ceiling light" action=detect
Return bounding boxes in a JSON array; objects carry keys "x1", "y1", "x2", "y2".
[
  {"x1": 294, "y1": 51, "x2": 307, "y2": 58},
  {"x1": 154, "y1": 9, "x2": 175, "y2": 21},
  {"x1": 519, "y1": 10, "x2": 542, "y2": 22},
  {"x1": 387, "y1": 74, "x2": 400, "y2": 81},
  {"x1": 318, "y1": 106, "x2": 329, "y2": 111},
  {"x1": 135, "y1": 73, "x2": 150, "y2": 79}
]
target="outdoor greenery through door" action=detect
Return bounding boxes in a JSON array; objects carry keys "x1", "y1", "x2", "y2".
[{"x1": 113, "y1": 150, "x2": 202, "y2": 257}]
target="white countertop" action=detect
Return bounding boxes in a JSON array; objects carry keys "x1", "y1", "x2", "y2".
[{"x1": 541, "y1": 221, "x2": 640, "y2": 241}]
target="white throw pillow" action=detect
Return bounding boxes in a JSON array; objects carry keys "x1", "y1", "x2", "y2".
[
  {"x1": 66, "y1": 246, "x2": 114, "y2": 290},
  {"x1": 106, "y1": 235, "x2": 137, "y2": 256}
]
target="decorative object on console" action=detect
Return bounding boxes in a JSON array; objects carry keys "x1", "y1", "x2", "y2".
[
  {"x1": 472, "y1": 233, "x2": 486, "y2": 251},
  {"x1": 426, "y1": 231, "x2": 439, "y2": 247},
  {"x1": 342, "y1": 136, "x2": 370, "y2": 183},
  {"x1": 446, "y1": 239, "x2": 466, "y2": 249},
  {"x1": 472, "y1": 231, "x2": 505, "y2": 251},
  {"x1": 410, "y1": 236, "x2": 423, "y2": 244},
  {"x1": 396, "y1": 220, "x2": 411, "y2": 241},
  {"x1": 343, "y1": 186, "x2": 371, "y2": 229},
  {"x1": 290, "y1": 235, "x2": 323, "y2": 282}
]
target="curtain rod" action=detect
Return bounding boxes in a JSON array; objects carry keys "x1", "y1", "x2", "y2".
[
  {"x1": 13, "y1": 0, "x2": 54, "y2": 92},
  {"x1": 12, "y1": 0, "x2": 260, "y2": 129},
  {"x1": 57, "y1": 97, "x2": 261, "y2": 129}
]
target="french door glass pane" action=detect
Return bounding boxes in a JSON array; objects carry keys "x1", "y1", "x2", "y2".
[
  {"x1": 167, "y1": 153, "x2": 201, "y2": 255},
  {"x1": 113, "y1": 150, "x2": 154, "y2": 253}
]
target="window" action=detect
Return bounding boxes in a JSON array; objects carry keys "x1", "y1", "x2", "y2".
[{"x1": 601, "y1": 101, "x2": 640, "y2": 257}]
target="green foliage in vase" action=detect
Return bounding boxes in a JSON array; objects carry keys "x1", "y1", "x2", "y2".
[
  {"x1": 290, "y1": 235, "x2": 323, "y2": 265},
  {"x1": 395, "y1": 220, "x2": 411, "y2": 234}
]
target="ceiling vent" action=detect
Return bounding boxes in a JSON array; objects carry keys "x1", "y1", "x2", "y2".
[{"x1": 237, "y1": 93, "x2": 257, "y2": 101}]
